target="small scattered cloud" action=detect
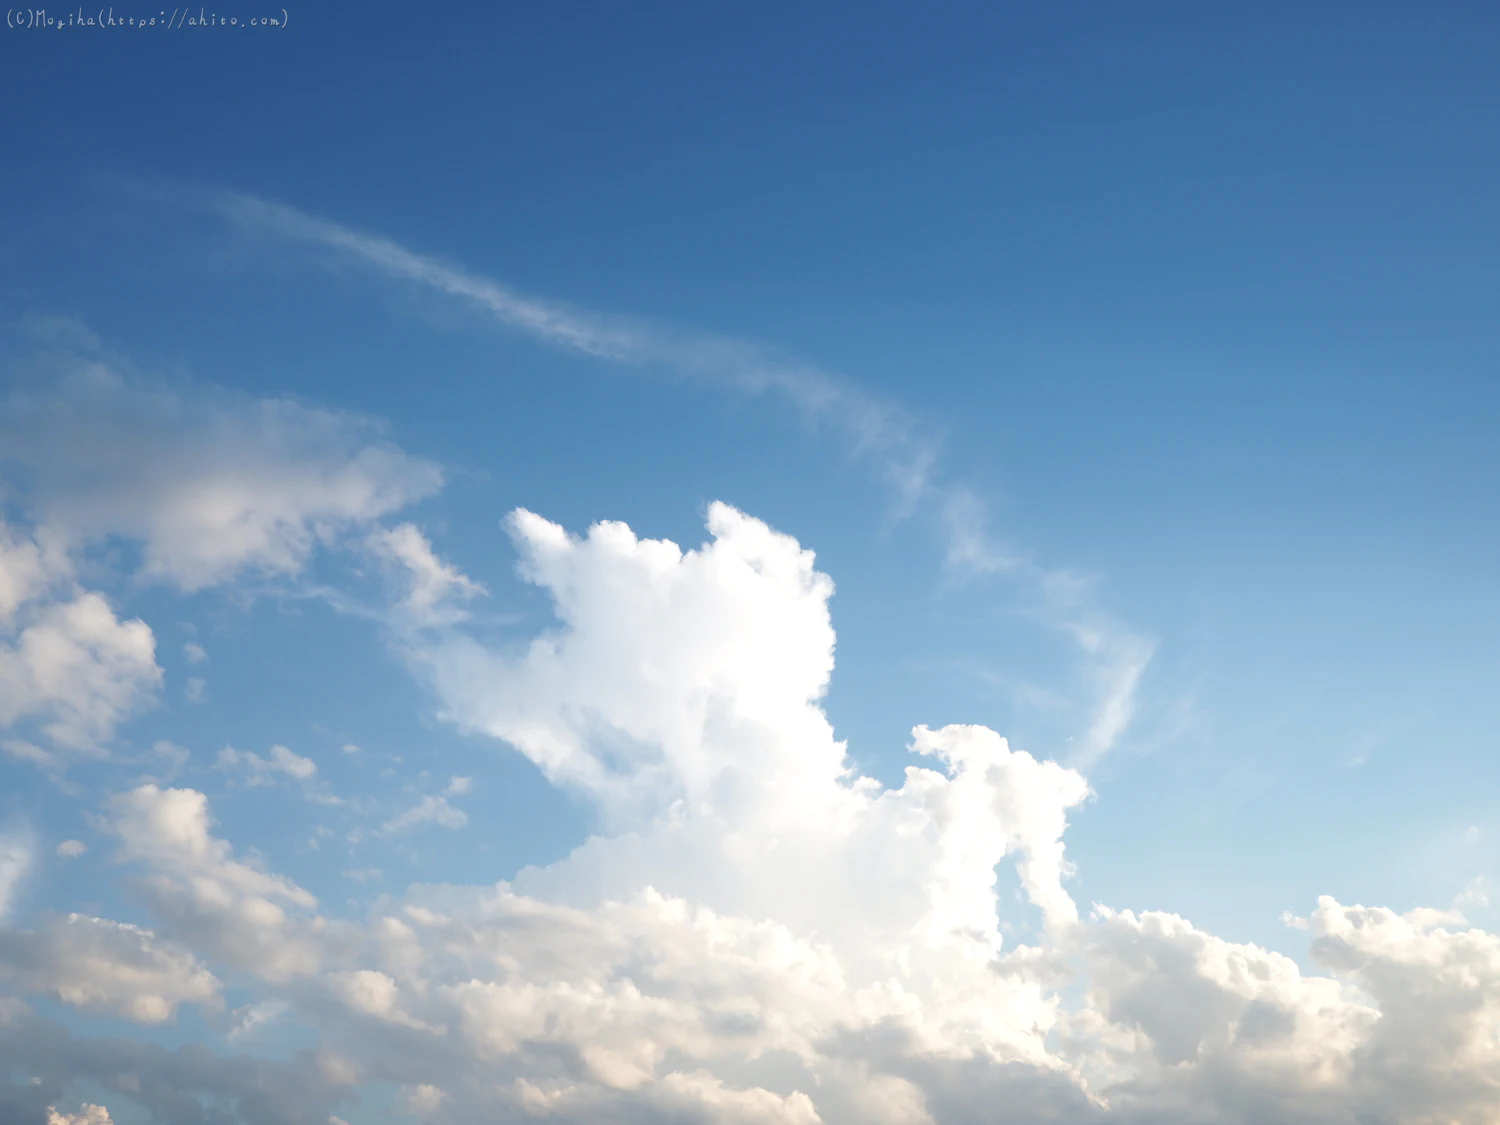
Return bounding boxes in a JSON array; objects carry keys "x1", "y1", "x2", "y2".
[
  {"x1": 136, "y1": 739, "x2": 191, "y2": 785},
  {"x1": 216, "y1": 744, "x2": 342, "y2": 806},
  {"x1": 227, "y1": 998, "x2": 289, "y2": 1041},
  {"x1": 183, "y1": 642, "x2": 207, "y2": 664},
  {"x1": 55, "y1": 840, "x2": 86, "y2": 859},
  {"x1": 1456, "y1": 876, "x2": 1492, "y2": 911},
  {"x1": 367, "y1": 523, "x2": 485, "y2": 626},
  {"x1": 379, "y1": 794, "x2": 466, "y2": 835},
  {"x1": 217, "y1": 744, "x2": 318, "y2": 785}
]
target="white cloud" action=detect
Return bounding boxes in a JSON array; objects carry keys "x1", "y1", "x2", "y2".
[
  {"x1": 218, "y1": 744, "x2": 319, "y2": 785},
  {"x1": 213, "y1": 195, "x2": 1151, "y2": 762},
  {"x1": 1066, "y1": 619, "x2": 1156, "y2": 769},
  {"x1": 0, "y1": 358, "x2": 443, "y2": 591},
  {"x1": 1456, "y1": 876, "x2": 1492, "y2": 910},
  {"x1": 419, "y1": 503, "x2": 846, "y2": 828},
  {"x1": 1067, "y1": 896, "x2": 1500, "y2": 1121},
  {"x1": 15, "y1": 502, "x2": 1500, "y2": 1124},
  {"x1": 0, "y1": 1001, "x2": 355, "y2": 1125},
  {"x1": 47, "y1": 1106, "x2": 112, "y2": 1125},
  {"x1": 0, "y1": 339, "x2": 448, "y2": 772},
  {"x1": 323, "y1": 506, "x2": 1500, "y2": 1123},
  {"x1": 0, "y1": 591, "x2": 161, "y2": 755},
  {"x1": 136, "y1": 739, "x2": 190, "y2": 784},
  {"x1": 0, "y1": 522, "x2": 63, "y2": 626},
  {"x1": 0, "y1": 913, "x2": 220, "y2": 1023},
  {"x1": 367, "y1": 523, "x2": 485, "y2": 625},
  {"x1": 211, "y1": 193, "x2": 922, "y2": 473},
  {"x1": 103, "y1": 785, "x2": 328, "y2": 980},
  {"x1": 0, "y1": 831, "x2": 32, "y2": 922},
  {"x1": 506, "y1": 1071, "x2": 823, "y2": 1125},
  {"x1": 941, "y1": 487, "x2": 1156, "y2": 768},
  {"x1": 397, "y1": 1082, "x2": 448, "y2": 1119},
  {"x1": 380, "y1": 794, "x2": 467, "y2": 835},
  {"x1": 0, "y1": 519, "x2": 154, "y2": 767},
  {"x1": 216, "y1": 744, "x2": 345, "y2": 807},
  {"x1": 55, "y1": 840, "x2": 86, "y2": 859},
  {"x1": 226, "y1": 998, "x2": 289, "y2": 1040}
]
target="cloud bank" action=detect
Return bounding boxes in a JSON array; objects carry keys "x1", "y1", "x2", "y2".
[{"x1": 5, "y1": 503, "x2": 1496, "y2": 1125}]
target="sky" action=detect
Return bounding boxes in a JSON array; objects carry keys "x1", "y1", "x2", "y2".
[{"x1": 1, "y1": 3, "x2": 1499, "y2": 1124}]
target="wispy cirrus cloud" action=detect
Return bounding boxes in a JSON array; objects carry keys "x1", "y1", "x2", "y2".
[{"x1": 206, "y1": 192, "x2": 933, "y2": 500}]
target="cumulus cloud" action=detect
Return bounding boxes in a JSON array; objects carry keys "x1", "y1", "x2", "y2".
[
  {"x1": 47, "y1": 1106, "x2": 112, "y2": 1125},
  {"x1": 1061, "y1": 897, "x2": 1500, "y2": 1122},
  {"x1": 0, "y1": 591, "x2": 161, "y2": 758},
  {"x1": 102, "y1": 785, "x2": 332, "y2": 980},
  {"x1": 55, "y1": 840, "x2": 85, "y2": 859},
  {"x1": 1, "y1": 444, "x2": 158, "y2": 770},
  {"x1": 0, "y1": 357, "x2": 443, "y2": 591},
  {"x1": 14, "y1": 503, "x2": 1500, "y2": 1125},
  {"x1": 419, "y1": 502, "x2": 848, "y2": 828},
  {"x1": 327, "y1": 507, "x2": 1500, "y2": 1123},
  {"x1": 0, "y1": 1004, "x2": 355, "y2": 1125},
  {"x1": 0, "y1": 914, "x2": 219, "y2": 1023},
  {"x1": 0, "y1": 522, "x2": 61, "y2": 625}
]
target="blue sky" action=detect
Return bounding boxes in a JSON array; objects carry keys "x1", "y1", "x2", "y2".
[{"x1": 2, "y1": 5, "x2": 1499, "y2": 1125}]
